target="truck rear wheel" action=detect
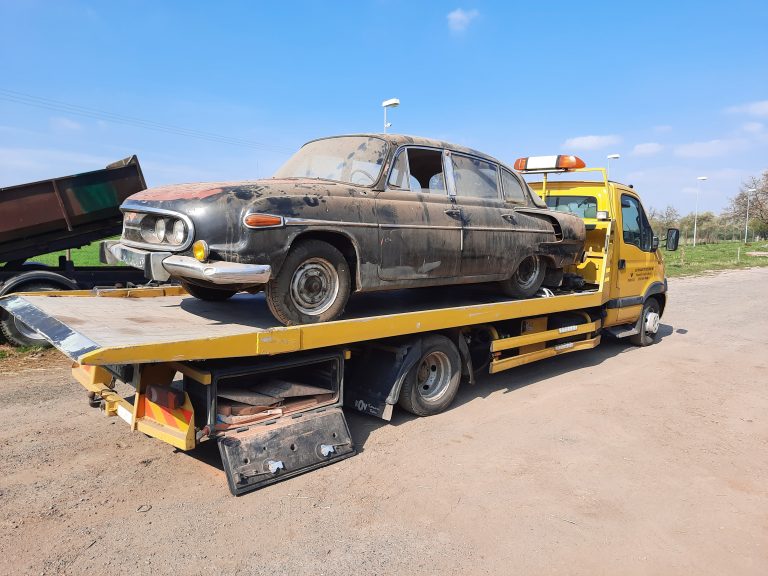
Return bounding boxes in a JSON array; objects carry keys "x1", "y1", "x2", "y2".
[
  {"x1": 0, "y1": 282, "x2": 61, "y2": 347},
  {"x1": 398, "y1": 335, "x2": 461, "y2": 416},
  {"x1": 500, "y1": 255, "x2": 546, "y2": 299},
  {"x1": 630, "y1": 297, "x2": 661, "y2": 346}
]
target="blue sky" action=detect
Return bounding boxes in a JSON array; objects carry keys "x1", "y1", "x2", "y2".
[{"x1": 1, "y1": 0, "x2": 766, "y2": 215}]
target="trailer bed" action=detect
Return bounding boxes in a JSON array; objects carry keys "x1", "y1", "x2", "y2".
[{"x1": 0, "y1": 283, "x2": 606, "y2": 366}]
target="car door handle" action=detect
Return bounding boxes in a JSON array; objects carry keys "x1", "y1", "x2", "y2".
[{"x1": 444, "y1": 208, "x2": 461, "y2": 217}]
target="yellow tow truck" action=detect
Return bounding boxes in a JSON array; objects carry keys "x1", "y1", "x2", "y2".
[{"x1": 0, "y1": 156, "x2": 679, "y2": 495}]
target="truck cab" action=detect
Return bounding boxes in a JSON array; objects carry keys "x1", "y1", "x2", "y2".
[{"x1": 523, "y1": 155, "x2": 679, "y2": 345}]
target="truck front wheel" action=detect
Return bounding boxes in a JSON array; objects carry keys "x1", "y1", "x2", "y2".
[
  {"x1": 630, "y1": 297, "x2": 661, "y2": 346},
  {"x1": 399, "y1": 335, "x2": 461, "y2": 416}
]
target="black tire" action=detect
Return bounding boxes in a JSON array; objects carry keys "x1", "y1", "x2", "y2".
[
  {"x1": 398, "y1": 335, "x2": 462, "y2": 416},
  {"x1": 500, "y1": 255, "x2": 546, "y2": 298},
  {"x1": 0, "y1": 282, "x2": 61, "y2": 347},
  {"x1": 630, "y1": 297, "x2": 661, "y2": 346},
  {"x1": 180, "y1": 280, "x2": 237, "y2": 301},
  {"x1": 265, "y1": 240, "x2": 351, "y2": 326}
]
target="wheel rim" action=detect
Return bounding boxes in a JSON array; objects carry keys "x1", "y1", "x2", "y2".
[
  {"x1": 644, "y1": 309, "x2": 660, "y2": 335},
  {"x1": 14, "y1": 316, "x2": 44, "y2": 342},
  {"x1": 289, "y1": 257, "x2": 340, "y2": 316},
  {"x1": 415, "y1": 351, "x2": 452, "y2": 403},
  {"x1": 515, "y1": 256, "x2": 540, "y2": 290}
]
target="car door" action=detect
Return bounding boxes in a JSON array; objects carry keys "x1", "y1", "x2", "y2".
[
  {"x1": 375, "y1": 147, "x2": 462, "y2": 281},
  {"x1": 614, "y1": 192, "x2": 658, "y2": 321},
  {"x1": 448, "y1": 153, "x2": 529, "y2": 278}
]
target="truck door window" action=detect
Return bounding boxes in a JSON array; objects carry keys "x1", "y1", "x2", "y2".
[
  {"x1": 501, "y1": 169, "x2": 526, "y2": 203},
  {"x1": 402, "y1": 148, "x2": 445, "y2": 194},
  {"x1": 451, "y1": 154, "x2": 499, "y2": 200},
  {"x1": 621, "y1": 194, "x2": 653, "y2": 251}
]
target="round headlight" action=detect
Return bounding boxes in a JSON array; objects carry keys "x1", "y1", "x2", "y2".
[
  {"x1": 154, "y1": 218, "x2": 167, "y2": 242},
  {"x1": 170, "y1": 219, "x2": 186, "y2": 245}
]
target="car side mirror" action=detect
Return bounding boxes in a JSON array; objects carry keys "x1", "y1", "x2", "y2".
[
  {"x1": 652, "y1": 235, "x2": 659, "y2": 251},
  {"x1": 665, "y1": 228, "x2": 680, "y2": 251}
]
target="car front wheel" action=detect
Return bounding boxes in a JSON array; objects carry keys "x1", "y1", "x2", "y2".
[{"x1": 265, "y1": 239, "x2": 351, "y2": 326}]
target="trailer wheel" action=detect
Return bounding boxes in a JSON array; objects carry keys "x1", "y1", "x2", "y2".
[
  {"x1": 399, "y1": 335, "x2": 461, "y2": 416},
  {"x1": 500, "y1": 255, "x2": 546, "y2": 299},
  {"x1": 180, "y1": 280, "x2": 237, "y2": 301},
  {"x1": 630, "y1": 297, "x2": 661, "y2": 347},
  {"x1": 265, "y1": 240, "x2": 351, "y2": 326},
  {"x1": 0, "y1": 282, "x2": 61, "y2": 347}
]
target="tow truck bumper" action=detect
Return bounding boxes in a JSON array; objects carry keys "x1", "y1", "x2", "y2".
[{"x1": 101, "y1": 240, "x2": 271, "y2": 285}]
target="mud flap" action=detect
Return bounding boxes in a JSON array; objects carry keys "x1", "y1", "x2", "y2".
[{"x1": 217, "y1": 408, "x2": 355, "y2": 495}]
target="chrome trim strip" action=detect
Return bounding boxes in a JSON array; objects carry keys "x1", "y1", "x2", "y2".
[
  {"x1": 119, "y1": 204, "x2": 195, "y2": 252},
  {"x1": 284, "y1": 217, "x2": 378, "y2": 228},
  {"x1": 162, "y1": 256, "x2": 271, "y2": 285}
]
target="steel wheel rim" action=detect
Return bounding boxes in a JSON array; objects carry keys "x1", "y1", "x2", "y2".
[
  {"x1": 415, "y1": 351, "x2": 452, "y2": 402},
  {"x1": 14, "y1": 316, "x2": 44, "y2": 342},
  {"x1": 644, "y1": 309, "x2": 660, "y2": 335},
  {"x1": 289, "y1": 257, "x2": 340, "y2": 316},
  {"x1": 515, "y1": 256, "x2": 540, "y2": 290}
]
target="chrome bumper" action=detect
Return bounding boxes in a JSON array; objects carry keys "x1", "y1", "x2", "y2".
[{"x1": 101, "y1": 241, "x2": 271, "y2": 285}]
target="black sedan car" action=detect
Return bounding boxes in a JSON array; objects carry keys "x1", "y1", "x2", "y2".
[{"x1": 104, "y1": 134, "x2": 585, "y2": 325}]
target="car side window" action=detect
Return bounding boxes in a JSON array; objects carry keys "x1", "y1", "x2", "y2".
[
  {"x1": 501, "y1": 169, "x2": 526, "y2": 203},
  {"x1": 621, "y1": 194, "x2": 653, "y2": 251},
  {"x1": 404, "y1": 148, "x2": 446, "y2": 194},
  {"x1": 451, "y1": 154, "x2": 499, "y2": 200},
  {"x1": 387, "y1": 150, "x2": 410, "y2": 190}
]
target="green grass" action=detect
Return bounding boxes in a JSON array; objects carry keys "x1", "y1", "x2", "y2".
[
  {"x1": 663, "y1": 240, "x2": 768, "y2": 277},
  {"x1": 29, "y1": 242, "x2": 113, "y2": 267}
]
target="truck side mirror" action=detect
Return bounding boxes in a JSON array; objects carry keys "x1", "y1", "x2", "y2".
[{"x1": 665, "y1": 228, "x2": 680, "y2": 251}]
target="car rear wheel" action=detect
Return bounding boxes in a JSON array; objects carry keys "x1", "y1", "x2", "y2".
[
  {"x1": 180, "y1": 280, "x2": 237, "y2": 301},
  {"x1": 265, "y1": 240, "x2": 351, "y2": 326},
  {"x1": 500, "y1": 255, "x2": 546, "y2": 299}
]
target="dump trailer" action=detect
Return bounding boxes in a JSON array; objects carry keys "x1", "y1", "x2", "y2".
[
  {"x1": 0, "y1": 156, "x2": 150, "y2": 346},
  {"x1": 0, "y1": 160, "x2": 679, "y2": 495}
]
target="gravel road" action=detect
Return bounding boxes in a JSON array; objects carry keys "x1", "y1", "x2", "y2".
[{"x1": 1, "y1": 268, "x2": 766, "y2": 576}]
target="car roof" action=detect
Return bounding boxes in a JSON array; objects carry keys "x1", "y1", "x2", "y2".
[{"x1": 308, "y1": 133, "x2": 507, "y2": 168}]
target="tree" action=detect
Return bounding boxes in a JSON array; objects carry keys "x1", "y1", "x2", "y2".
[
  {"x1": 648, "y1": 205, "x2": 680, "y2": 234},
  {"x1": 726, "y1": 171, "x2": 768, "y2": 240}
]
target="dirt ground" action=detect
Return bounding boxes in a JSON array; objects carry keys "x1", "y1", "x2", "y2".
[{"x1": 0, "y1": 268, "x2": 766, "y2": 576}]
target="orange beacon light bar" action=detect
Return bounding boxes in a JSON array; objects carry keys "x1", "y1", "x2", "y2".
[{"x1": 514, "y1": 155, "x2": 586, "y2": 172}]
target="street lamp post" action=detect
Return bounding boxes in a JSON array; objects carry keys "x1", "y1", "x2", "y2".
[
  {"x1": 607, "y1": 154, "x2": 620, "y2": 180},
  {"x1": 745, "y1": 187, "x2": 757, "y2": 243},
  {"x1": 693, "y1": 176, "x2": 707, "y2": 247},
  {"x1": 382, "y1": 98, "x2": 400, "y2": 133}
]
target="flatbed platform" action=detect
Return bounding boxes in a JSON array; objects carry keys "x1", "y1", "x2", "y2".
[{"x1": 0, "y1": 283, "x2": 605, "y2": 366}]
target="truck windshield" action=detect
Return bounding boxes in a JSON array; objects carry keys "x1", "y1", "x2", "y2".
[
  {"x1": 545, "y1": 195, "x2": 598, "y2": 219},
  {"x1": 274, "y1": 136, "x2": 388, "y2": 187}
]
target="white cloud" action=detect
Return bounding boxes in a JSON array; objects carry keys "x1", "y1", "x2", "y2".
[
  {"x1": 742, "y1": 121, "x2": 764, "y2": 133},
  {"x1": 50, "y1": 116, "x2": 83, "y2": 132},
  {"x1": 562, "y1": 134, "x2": 621, "y2": 151},
  {"x1": 674, "y1": 138, "x2": 747, "y2": 158},
  {"x1": 726, "y1": 100, "x2": 768, "y2": 118},
  {"x1": 447, "y1": 8, "x2": 479, "y2": 33},
  {"x1": 653, "y1": 125, "x2": 672, "y2": 133},
  {"x1": 632, "y1": 142, "x2": 663, "y2": 156}
]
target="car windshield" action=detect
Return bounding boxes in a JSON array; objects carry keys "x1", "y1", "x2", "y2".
[{"x1": 274, "y1": 136, "x2": 388, "y2": 186}]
